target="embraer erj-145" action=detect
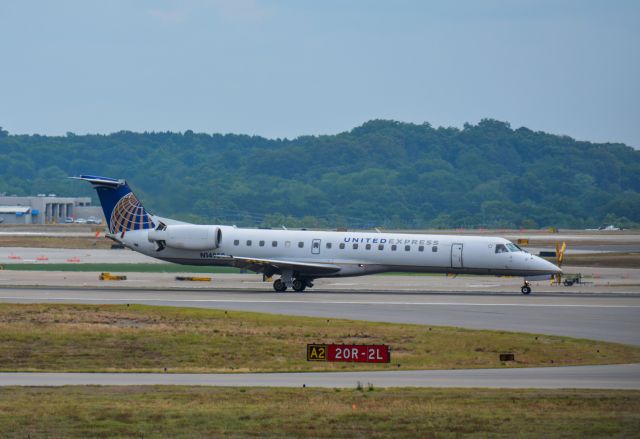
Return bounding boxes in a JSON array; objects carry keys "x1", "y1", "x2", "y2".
[{"x1": 74, "y1": 175, "x2": 561, "y2": 294}]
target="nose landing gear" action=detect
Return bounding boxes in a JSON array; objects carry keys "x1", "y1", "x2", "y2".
[{"x1": 521, "y1": 280, "x2": 532, "y2": 295}]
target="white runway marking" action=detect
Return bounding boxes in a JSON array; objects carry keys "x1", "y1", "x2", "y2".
[{"x1": 0, "y1": 296, "x2": 637, "y2": 308}]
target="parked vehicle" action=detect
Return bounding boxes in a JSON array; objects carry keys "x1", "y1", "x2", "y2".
[{"x1": 74, "y1": 218, "x2": 87, "y2": 224}]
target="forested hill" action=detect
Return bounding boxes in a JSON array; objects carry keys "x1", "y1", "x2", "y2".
[{"x1": 0, "y1": 119, "x2": 638, "y2": 229}]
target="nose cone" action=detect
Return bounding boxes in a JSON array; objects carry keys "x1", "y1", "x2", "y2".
[{"x1": 534, "y1": 255, "x2": 562, "y2": 275}]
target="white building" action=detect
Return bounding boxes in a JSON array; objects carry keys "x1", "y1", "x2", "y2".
[
  {"x1": 0, "y1": 194, "x2": 102, "y2": 225},
  {"x1": 0, "y1": 206, "x2": 33, "y2": 225}
]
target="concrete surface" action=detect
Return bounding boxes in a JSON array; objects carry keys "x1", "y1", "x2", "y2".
[
  {"x1": 1, "y1": 269, "x2": 639, "y2": 292},
  {"x1": 1, "y1": 364, "x2": 638, "y2": 389},
  {"x1": 1, "y1": 246, "x2": 159, "y2": 264}
]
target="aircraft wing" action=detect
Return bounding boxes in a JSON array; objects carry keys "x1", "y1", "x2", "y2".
[{"x1": 230, "y1": 256, "x2": 341, "y2": 275}]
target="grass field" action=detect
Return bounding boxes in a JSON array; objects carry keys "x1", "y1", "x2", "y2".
[
  {"x1": 1, "y1": 303, "x2": 639, "y2": 373},
  {"x1": 558, "y1": 252, "x2": 640, "y2": 269},
  {"x1": 0, "y1": 386, "x2": 638, "y2": 438}
]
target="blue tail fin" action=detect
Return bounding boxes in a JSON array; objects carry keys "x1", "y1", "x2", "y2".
[{"x1": 72, "y1": 175, "x2": 155, "y2": 234}]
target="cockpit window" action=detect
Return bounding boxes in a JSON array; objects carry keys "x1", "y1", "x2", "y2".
[
  {"x1": 506, "y1": 243, "x2": 520, "y2": 252},
  {"x1": 496, "y1": 243, "x2": 522, "y2": 253}
]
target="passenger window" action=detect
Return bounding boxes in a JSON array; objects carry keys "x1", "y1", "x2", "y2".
[
  {"x1": 246, "y1": 240, "x2": 252, "y2": 246},
  {"x1": 339, "y1": 243, "x2": 345, "y2": 249},
  {"x1": 272, "y1": 241, "x2": 278, "y2": 247},
  {"x1": 234, "y1": 239, "x2": 239, "y2": 246},
  {"x1": 378, "y1": 244, "x2": 384, "y2": 250},
  {"x1": 432, "y1": 246, "x2": 438, "y2": 252},
  {"x1": 365, "y1": 243, "x2": 371, "y2": 250},
  {"x1": 418, "y1": 245, "x2": 424, "y2": 252},
  {"x1": 259, "y1": 240, "x2": 265, "y2": 247},
  {"x1": 285, "y1": 241, "x2": 291, "y2": 248},
  {"x1": 313, "y1": 242, "x2": 319, "y2": 249},
  {"x1": 391, "y1": 244, "x2": 397, "y2": 251},
  {"x1": 298, "y1": 242, "x2": 304, "y2": 248},
  {"x1": 353, "y1": 243, "x2": 358, "y2": 250},
  {"x1": 405, "y1": 245, "x2": 411, "y2": 251},
  {"x1": 495, "y1": 244, "x2": 508, "y2": 254},
  {"x1": 326, "y1": 243, "x2": 332, "y2": 249}
]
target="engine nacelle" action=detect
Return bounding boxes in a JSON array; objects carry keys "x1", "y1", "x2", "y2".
[{"x1": 148, "y1": 225, "x2": 220, "y2": 251}]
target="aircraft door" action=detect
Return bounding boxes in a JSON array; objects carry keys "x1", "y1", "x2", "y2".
[
  {"x1": 451, "y1": 243, "x2": 463, "y2": 268},
  {"x1": 311, "y1": 239, "x2": 321, "y2": 255}
]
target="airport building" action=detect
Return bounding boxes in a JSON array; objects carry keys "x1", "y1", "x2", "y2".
[{"x1": 0, "y1": 194, "x2": 103, "y2": 225}]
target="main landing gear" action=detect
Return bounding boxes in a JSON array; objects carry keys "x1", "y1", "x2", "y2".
[
  {"x1": 272, "y1": 277, "x2": 314, "y2": 292},
  {"x1": 521, "y1": 280, "x2": 532, "y2": 295}
]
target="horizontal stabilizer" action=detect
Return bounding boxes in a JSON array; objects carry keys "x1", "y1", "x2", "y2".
[{"x1": 70, "y1": 175, "x2": 125, "y2": 188}]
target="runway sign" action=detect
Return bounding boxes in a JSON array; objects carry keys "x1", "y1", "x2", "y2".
[
  {"x1": 307, "y1": 344, "x2": 327, "y2": 361},
  {"x1": 307, "y1": 344, "x2": 390, "y2": 363}
]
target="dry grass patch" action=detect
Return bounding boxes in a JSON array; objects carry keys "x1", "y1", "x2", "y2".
[
  {"x1": 560, "y1": 252, "x2": 640, "y2": 269},
  {"x1": 0, "y1": 303, "x2": 639, "y2": 373},
  {"x1": 0, "y1": 387, "x2": 638, "y2": 438}
]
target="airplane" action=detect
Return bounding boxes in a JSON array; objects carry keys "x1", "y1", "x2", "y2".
[{"x1": 73, "y1": 175, "x2": 561, "y2": 295}]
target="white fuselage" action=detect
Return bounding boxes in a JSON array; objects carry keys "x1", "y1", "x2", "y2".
[{"x1": 118, "y1": 224, "x2": 560, "y2": 278}]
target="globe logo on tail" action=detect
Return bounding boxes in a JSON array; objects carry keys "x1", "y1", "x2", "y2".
[{"x1": 109, "y1": 192, "x2": 155, "y2": 234}]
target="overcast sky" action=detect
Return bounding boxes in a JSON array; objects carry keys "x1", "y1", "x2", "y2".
[{"x1": 1, "y1": 0, "x2": 638, "y2": 147}]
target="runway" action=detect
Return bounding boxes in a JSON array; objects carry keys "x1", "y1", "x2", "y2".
[
  {"x1": 1, "y1": 286, "x2": 639, "y2": 345},
  {"x1": 0, "y1": 364, "x2": 638, "y2": 389}
]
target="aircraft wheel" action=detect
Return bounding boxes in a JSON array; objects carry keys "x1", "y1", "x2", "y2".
[
  {"x1": 292, "y1": 279, "x2": 306, "y2": 292},
  {"x1": 521, "y1": 285, "x2": 531, "y2": 295},
  {"x1": 273, "y1": 279, "x2": 287, "y2": 292}
]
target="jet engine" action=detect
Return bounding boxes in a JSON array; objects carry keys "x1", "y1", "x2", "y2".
[{"x1": 148, "y1": 224, "x2": 221, "y2": 251}]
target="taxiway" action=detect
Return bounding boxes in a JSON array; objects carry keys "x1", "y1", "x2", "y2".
[
  {"x1": 1, "y1": 364, "x2": 638, "y2": 389},
  {"x1": 1, "y1": 286, "x2": 639, "y2": 345}
]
